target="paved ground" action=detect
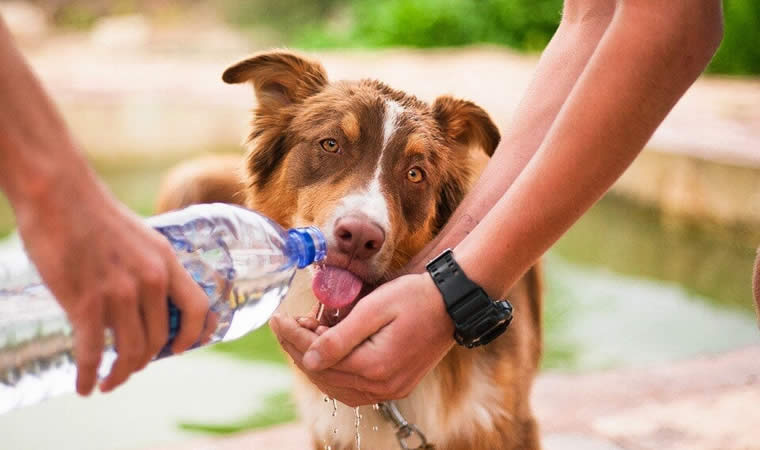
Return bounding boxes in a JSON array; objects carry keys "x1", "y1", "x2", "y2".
[{"x1": 145, "y1": 346, "x2": 760, "y2": 450}]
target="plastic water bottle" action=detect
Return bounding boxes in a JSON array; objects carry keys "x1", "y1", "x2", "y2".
[{"x1": 0, "y1": 203, "x2": 326, "y2": 414}]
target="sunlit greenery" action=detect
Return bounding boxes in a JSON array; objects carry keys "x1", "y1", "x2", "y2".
[
  {"x1": 30, "y1": 0, "x2": 760, "y2": 75},
  {"x1": 179, "y1": 390, "x2": 296, "y2": 434},
  {"x1": 707, "y1": 0, "x2": 760, "y2": 75}
]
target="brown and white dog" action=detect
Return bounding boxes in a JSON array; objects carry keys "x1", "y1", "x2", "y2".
[{"x1": 156, "y1": 51, "x2": 542, "y2": 450}]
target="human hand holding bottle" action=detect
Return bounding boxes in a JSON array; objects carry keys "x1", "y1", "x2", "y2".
[{"x1": 0, "y1": 17, "x2": 210, "y2": 395}]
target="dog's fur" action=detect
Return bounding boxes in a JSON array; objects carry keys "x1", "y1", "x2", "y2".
[{"x1": 156, "y1": 51, "x2": 542, "y2": 450}]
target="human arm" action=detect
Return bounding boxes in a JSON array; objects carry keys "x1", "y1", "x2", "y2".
[
  {"x1": 0, "y1": 17, "x2": 210, "y2": 394},
  {"x1": 271, "y1": 0, "x2": 724, "y2": 406}
]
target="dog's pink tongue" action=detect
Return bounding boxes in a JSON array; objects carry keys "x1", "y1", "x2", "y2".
[{"x1": 312, "y1": 266, "x2": 363, "y2": 309}]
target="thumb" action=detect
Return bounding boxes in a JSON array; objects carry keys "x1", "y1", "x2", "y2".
[{"x1": 303, "y1": 294, "x2": 393, "y2": 371}]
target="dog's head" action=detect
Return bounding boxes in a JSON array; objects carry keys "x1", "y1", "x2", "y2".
[{"x1": 224, "y1": 51, "x2": 499, "y2": 318}]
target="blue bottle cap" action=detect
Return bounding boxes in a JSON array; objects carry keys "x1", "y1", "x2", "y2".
[{"x1": 288, "y1": 227, "x2": 327, "y2": 268}]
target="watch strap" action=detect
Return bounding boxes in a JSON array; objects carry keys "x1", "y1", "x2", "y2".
[{"x1": 426, "y1": 249, "x2": 513, "y2": 348}]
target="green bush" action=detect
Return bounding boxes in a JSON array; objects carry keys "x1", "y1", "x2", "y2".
[
  {"x1": 294, "y1": 0, "x2": 759, "y2": 76},
  {"x1": 221, "y1": 0, "x2": 346, "y2": 31},
  {"x1": 297, "y1": 0, "x2": 562, "y2": 51},
  {"x1": 707, "y1": 0, "x2": 760, "y2": 75}
]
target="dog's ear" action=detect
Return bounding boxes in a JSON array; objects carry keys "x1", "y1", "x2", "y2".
[
  {"x1": 222, "y1": 51, "x2": 327, "y2": 204},
  {"x1": 432, "y1": 96, "x2": 500, "y2": 156},
  {"x1": 430, "y1": 96, "x2": 499, "y2": 232},
  {"x1": 222, "y1": 50, "x2": 328, "y2": 110}
]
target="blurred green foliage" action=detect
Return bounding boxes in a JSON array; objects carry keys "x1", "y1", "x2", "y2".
[
  {"x1": 220, "y1": 0, "x2": 344, "y2": 31},
  {"x1": 179, "y1": 390, "x2": 296, "y2": 434},
  {"x1": 30, "y1": 0, "x2": 760, "y2": 75},
  {"x1": 707, "y1": 0, "x2": 760, "y2": 75},
  {"x1": 339, "y1": 0, "x2": 561, "y2": 51}
]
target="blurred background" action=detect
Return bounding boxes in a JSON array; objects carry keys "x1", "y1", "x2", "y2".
[{"x1": 0, "y1": 1, "x2": 758, "y2": 449}]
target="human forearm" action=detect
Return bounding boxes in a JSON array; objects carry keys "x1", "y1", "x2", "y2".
[
  {"x1": 457, "y1": 0, "x2": 724, "y2": 298},
  {"x1": 0, "y1": 17, "x2": 95, "y2": 209},
  {"x1": 0, "y1": 17, "x2": 210, "y2": 393},
  {"x1": 406, "y1": 2, "x2": 615, "y2": 272}
]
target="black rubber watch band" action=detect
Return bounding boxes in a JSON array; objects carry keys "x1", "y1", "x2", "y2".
[{"x1": 426, "y1": 249, "x2": 513, "y2": 348}]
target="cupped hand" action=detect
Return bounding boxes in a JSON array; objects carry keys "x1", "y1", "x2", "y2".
[
  {"x1": 270, "y1": 272, "x2": 454, "y2": 407},
  {"x1": 14, "y1": 175, "x2": 210, "y2": 395}
]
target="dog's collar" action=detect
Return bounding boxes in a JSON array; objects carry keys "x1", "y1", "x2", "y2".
[{"x1": 376, "y1": 401, "x2": 433, "y2": 449}]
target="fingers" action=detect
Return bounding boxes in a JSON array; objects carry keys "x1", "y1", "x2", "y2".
[
  {"x1": 165, "y1": 254, "x2": 209, "y2": 354},
  {"x1": 100, "y1": 286, "x2": 146, "y2": 393},
  {"x1": 272, "y1": 314, "x2": 380, "y2": 388},
  {"x1": 272, "y1": 314, "x2": 319, "y2": 352},
  {"x1": 279, "y1": 339, "x2": 377, "y2": 407},
  {"x1": 71, "y1": 304, "x2": 105, "y2": 396},
  {"x1": 303, "y1": 298, "x2": 393, "y2": 371},
  {"x1": 137, "y1": 264, "x2": 169, "y2": 369},
  {"x1": 199, "y1": 311, "x2": 219, "y2": 345}
]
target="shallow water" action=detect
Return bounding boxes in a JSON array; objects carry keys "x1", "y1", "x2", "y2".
[{"x1": 544, "y1": 195, "x2": 759, "y2": 371}]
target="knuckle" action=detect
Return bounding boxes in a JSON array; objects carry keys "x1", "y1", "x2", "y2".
[
  {"x1": 319, "y1": 334, "x2": 341, "y2": 358},
  {"x1": 187, "y1": 300, "x2": 209, "y2": 319},
  {"x1": 154, "y1": 238, "x2": 175, "y2": 258},
  {"x1": 115, "y1": 279, "x2": 139, "y2": 306},
  {"x1": 142, "y1": 262, "x2": 168, "y2": 292}
]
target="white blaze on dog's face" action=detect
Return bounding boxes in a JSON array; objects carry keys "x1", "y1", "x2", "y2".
[{"x1": 223, "y1": 51, "x2": 500, "y2": 317}]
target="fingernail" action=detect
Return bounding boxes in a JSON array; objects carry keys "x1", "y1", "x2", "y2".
[
  {"x1": 296, "y1": 317, "x2": 309, "y2": 325},
  {"x1": 303, "y1": 350, "x2": 322, "y2": 370}
]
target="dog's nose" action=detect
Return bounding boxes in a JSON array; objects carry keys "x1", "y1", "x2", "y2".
[{"x1": 334, "y1": 215, "x2": 385, "y2": 260}]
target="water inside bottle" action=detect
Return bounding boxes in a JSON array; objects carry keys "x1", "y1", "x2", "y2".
[{"x1": 0, "y1": 213, "x2": 297, "y2": 414}]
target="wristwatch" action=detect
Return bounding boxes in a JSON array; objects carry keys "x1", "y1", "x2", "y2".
[{"x1": 426, "y1": 249, "x2": 513, "y2": 348}]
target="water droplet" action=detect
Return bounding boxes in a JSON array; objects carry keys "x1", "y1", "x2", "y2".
[
  {"x1": 323, "y1": 395, "x2": 328, "y2": 403},
  {"x1": 372, "y1": 404, "x2": 380, "y2": 411},
  {"x1": 331, "y1": 398, "x2": 338, "y2": 417},
  {"x1": 355, "y1": 406, "x2": 362, "y2": 450},
  {"x1": 316, "y1": 303, "x2": 325, "y2": 322},
  {"x1": 333, "y1": 428, "x2": 338, "y2": 434},
  {"x1": 372, "y1": 426, "x2": 378, "y2": 432}
]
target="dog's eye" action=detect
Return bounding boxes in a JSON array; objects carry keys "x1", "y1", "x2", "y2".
[
  {"x1": 320, "y1": 138, "x2": 340, "y2": 153},
  {"x1": 407, "y1": 167, "x2": 425, "y2": 183}
]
